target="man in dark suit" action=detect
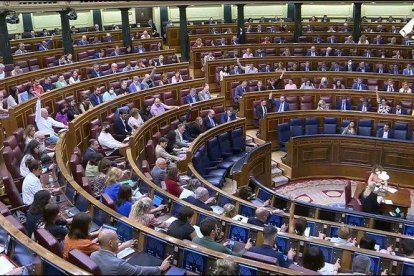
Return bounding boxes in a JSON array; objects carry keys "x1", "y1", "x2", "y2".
[
  {"x1": 302, "y1": 61, "x2": 312, "y2": 72},
  {"x1": 261, "y1": 64, "x2": 272, "y2": 73},
  {"x1": 203, "y1": 110, "x2": 217, "y2": 130},
  {"x1": 220, "y1": 108, "x2": 237, "y2": 124},
  {"x1": 268, "y1": 93, "x2": 289, "y2": 112},
  {"x1": 185, "y1": 88, "x2": 200, "y2": 104},
  {"x1": 389, "y1": 64, "x2": 400, "y2": 75},
  {"x1": 231, "y1": 65, "x2": 242, "y2": 75},
  {"x1": 255, "y1": 100, "x2": 268, "y2": 124},
  {"x1": 336, "y1": 98, "x2": 352, "y2": 111},
  {"x1": 392, "y1": 103, "x2": 408, "y2": 115},
  {"x1": 83, "y1": 139, "x2": 100, "y2": 166},
  {"x1": 255, "y1": 81, "x2": 266, "y2": 92},
  {"x1": 89, "y1": 87, "x2": 104, "y2": 106},
  {"x1": 356, "y1": 62, "x2": 370, "y2": 72},
  {"x1": 357, "y1": 100, "x2": 371, "y2": 112},
  {"x1": 93, "y1": 49, "x2": 106, "y2": 59},
  {"x1": 352, "y1": 78, "x2": 368, "y2": 90},
  {"x1": 110, "y1": 46, "x2": 122, "y2": 57},
  {"x1": 90, "y1": 64, "x2": 102, "y2": 77},
  {"x1": 373, "y1": 35, "x2": 384, "y2": 45},
  {"x1": 306, "y1": 46, "x2": 319, "y2": 56},
  {"x1": 247, "y1": 207, "x2": 270, "y2": 227},
  {"x1": 147, "y1": 19, "x2": 160, "y2": 37},
  {"x1": 382, "y1": 79, "x2": 395, "y2": 92},
  {"x1": 327, "y1": 35, "x2": 338, "y2": 44},
  {"x1": 313, "y1": 36, "x2": 324, "y2": 43},
  {"x1": 185, "y1": 117, "x2": 205, "y2": 139},
  {"x1": 377, "y1": 123, "x2": 393, "y2": 139},
  {"x1": 184, "y1": 187, "x2": 213, "y2": 211},
  {"x1": 335, "y1": 48, "x2": 345, "y2": 56},
  {"x1": 234, "y1": 81, "x2": 248, "y2": 103},
  {"x1": 330, "y1": 62, "x2": 343, "y2": 72},
  {"x1": 345, "y1": 60, "x2": 355, "y2": 72},
  {"x1": 375, "y1": 64, "x2": 387, "y2": 74},
  {"x1": 114, "y1": 109, "x2": 132, "y2": 141},
  {"x1": 216, "y1": 38, "x2": 227, "y2": 46}
]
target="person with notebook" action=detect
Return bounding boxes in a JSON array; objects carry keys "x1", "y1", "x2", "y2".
[{"x1": 91, "y1": 229, "x2": 171, "y2": 275}]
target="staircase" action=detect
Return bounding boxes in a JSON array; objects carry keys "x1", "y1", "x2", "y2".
[{"x1": 271, "y1": 161, "x2": 289, "y2": 187}]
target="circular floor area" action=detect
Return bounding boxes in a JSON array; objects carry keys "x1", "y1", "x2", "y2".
[{"x1": 274, "y1": 178, "x2": 414, "y2": 218}]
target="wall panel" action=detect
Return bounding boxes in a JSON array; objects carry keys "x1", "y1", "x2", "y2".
[
  {"x1": 32, "y1": 11, "x2": 93, "y2": 30},
  {"x1": 7, "y1": 14, "x2": 24, "y2": 34},
  {"x1": 232, "y1": 4, "x2": 287, "y2": 19},
  {"x1": 301, "y1": 4, "x2": 352, "y2": 19},
  {"x1": 361, "y1": 3, "x2": 414, "y2": 17},
  {"x1": 168, "y1": 5, "x2": 223, "y2": 21},
  {"x1": 101, "y1": 8, "x2": 136, "y2": 26}
]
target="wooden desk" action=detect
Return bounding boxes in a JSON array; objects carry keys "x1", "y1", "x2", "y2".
[{"x1": 354, "y1": 182, "x2": 411, "y2": 218}]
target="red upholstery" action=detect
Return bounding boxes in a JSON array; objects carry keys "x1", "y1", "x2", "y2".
[
  {"x1": 74, "y1": 164, "x2": 85, "y2": 185},
  {"x1": 13, "y1": 128, "x2": 25, "y2": 151},
  {"x1": 6, "y1": 215, "x2": 27, "y2": 235},
  {"x1": 2, "y1": 145, "x2": 22, "y2": 179},
  {"x1": 2, "y1": 176, "x2": 24, "y2": 208},
  {"x1": 68, "y1": 249, "x2": 101, "y2": 274},
  {"x1": 35, "y1": 228, "x2": 62, "y2": 257},
  {"x1": 345, "y1": 180, "x2": 363, "y2": 211},
  {"x1": 0, "y1": 201, "x2": 11, "y2": 216},
  {"x1": 242, "y1": 251, "x2": 278, "y2": 265},
  {"x1": 145, "y1": 140, "x2": 156, "y2": 167}
]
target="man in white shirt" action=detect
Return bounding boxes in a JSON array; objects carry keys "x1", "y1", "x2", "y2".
[
  {"x1": 97, "y1": 121, "x2": 129, "y2": 156},
  {"x1": 0, "y1": 63, "x2": 5, "y2": 79},
  {"x1": 102, "y1": 87, "x2": 117, "y2": 102},
  {"x1": 35, "y1": 99, "x2": 68, "y2": 144},
  {"x1": 237, "y1": 58, "x2": 258, "y2": 74},
  {"x1": 175, "y1": 123, "x2": 190, "y2": 148},
  {"x1": 22, "y1": 160, "x2": 43, "y2": 205}
]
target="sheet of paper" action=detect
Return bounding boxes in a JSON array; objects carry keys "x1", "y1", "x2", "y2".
[
  {"x1": 384, "y1": 199, "x2": 393, "y2": 205},
  {"x1": 211, "y1": 205, "x2": 224, "y2": 215},
  {"x1": 165, "y1": 216, "x2": 178, "y2": 225},
  {"x1": 194, "y1": 226, "x2": 203, "y2": 238},
  {"x1": 232, "y1": 215, "x2": 248, "y2": 223},
  {"x1": 117, "y1": 247, "x2": 135, "y2": 259},
  {"x1": 387, "y1": 187, "x2": 397, "y2": 194},
  {"x1": 0, "y1": 255, "x2": 16, "y2": 274}
]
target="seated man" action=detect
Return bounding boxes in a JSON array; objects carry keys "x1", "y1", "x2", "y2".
[
  {"x1": 192, "y1": 217, "x2": 252, "y2": 256},
  {"x1": 150, "y1": 98, "x2": 178, "y2": 117},
  {"x1": 185, "y1": 187, "x2": 215, "y2": 211},
  {"x1": 306, "y1": 46, "x2": 319, "y2": 56},
  {"x1": 351, "y1": 78, "x2": 368, "y2": 90},
  {"x1": 185, "y1": 88, "x2": 200, "y2": 104},
  {"x1": 336, "y1": 98, "x2": 352, "y2": 111},
  {"x1": 203, "y1": 110, "x2": 218, "y2": 130},
  {"x1": 155, "y1": 137, "x2": 180, "y2": 162},
  {"x1": 249, "y1": 226, "x2": 296, "y2": 268},
  {"x1": 376, "y1": 123, "x2": 393, "y2": 139},
  {"x1": 141, "y1": 67, "x2": 157, "y2": 90},
  {"x1": 255, "y1": 99, "x2": 268, "y2": 123},
  {"x1": 220, "y1": 108, "x2": 236, "y2": 124},
  {"x1": 83, "y1": 139, "x2": 100, "y2": 166},
  {"x1": 91, "y1": 229, "x2": 171, "y2": 274},
  {"x1": 234, "y1": 81, "x2": 248, "y2": 103},
  {"x1": 89, "y1": 87, "x2": 104, "y2": 106},
  {"x1": 356, "y1": 61, "x2": 370, "y2": 72},
  {"x1": 247, "y1": 207, "x2": 270, "y2": 227},
  {"x1": 35, "y1": 99, "x2": 68, "y2": 144},
  {"x1": 185, "y1": 117, "x2": 205, "y2": 139},
  {"x1": 382, "y1": 79, "x2": 395, "y2": 92},
  {"x1": 357, "y1": 100, "x2": 371, "y2": 112},
  {"x1": 114, "y1": 109, "x2": 132, "y2": 141},
  {"x1": 78, "y1": 35, "x2": 89, "y2": 46},
  {"x1": 151, "y1": 158, "x2": 167, "y2": 188},
  {"x1": 392, "y1": 103, "x2": 408, "y2": 115},
  {"x1": 268, "y1": 93, "x2": 289, "y2": 112},
  {"x1": 98, "y1": 121, "x2": 129, "y2": 156},
  {"x1": 255, "y1": 81, "x2": 266, "y2": 91},
  {"x1": 175, "y1": 123, "x2": 190, "y2": 148},
  {"x1": 237, "y1": 58, "x2": 258, "y2": 74}
]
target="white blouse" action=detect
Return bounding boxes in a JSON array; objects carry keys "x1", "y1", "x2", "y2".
[{"x1": 128, "y1": 115, "x2": 144, "y2": 129}]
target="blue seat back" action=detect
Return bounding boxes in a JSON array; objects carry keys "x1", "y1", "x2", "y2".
[
  {"x1": 340, "y1": 119, "x2": 350, "y2": 133},
  {"x1": 290, "y1": 118, "x2": 304, "y2": 137},
  {"x1": 278, "y1": 123, "x2": 291, "y2": 148},
  {"x1": 231, "y1": 128, "x2": 246, "y2": 152},
  {"x1": 217, "y1": 132, "x2": 232, "y2": 154},
  {"x1": 323, "y1": 117, "x2": 337, "y2": 134},
  {"x1": 305, "y1": 117, "x2": 319, "y2": 135},
  {"x1": 358, "y1": 119, "x2": 373, "y2": 136},
  {"x1": 394, "y1": 121, "x2": 408, "y2": 140},
  {"x1": 207, "y1": 137, "x2": 222, "y2": 161}
]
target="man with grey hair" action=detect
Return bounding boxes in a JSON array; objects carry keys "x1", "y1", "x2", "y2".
[
  {"x1": 151, "y1": 158, "x2": 167, "y2": 188},
  {"x1": 175, "y1": 123, "x2": 190, "y2": 148},
  {"x1": 141, "y1": 66, "x2": 156, "y2": 90},
  {"x1": 184, "y1": 187, "x2": 215, "y2": 211},
  {"x1": 91, "y1": 229, "x2": 171, "y2": 275},
  {"x1": 34, "y1": 99, "x2": 67, "y2": 144},
  {"x1": 350, "y1": 255, "x2": 371, "y2": 275}
]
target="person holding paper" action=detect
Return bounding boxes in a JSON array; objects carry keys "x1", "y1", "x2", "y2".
[{"x1": 359, "y1": 183, "x2": 381, "y2": 214}]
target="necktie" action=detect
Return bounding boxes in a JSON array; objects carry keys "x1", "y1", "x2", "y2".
[
  {"x1": 210, "y1": 117, "x2": 215, "y2": 126},
  {"x1": 335, "y1": 67, "x2": 339, "y2": 72},
  {"x1": 358, "y1": 84, "x2": 362, "y2": 90},
  {"x1": 379, "y1": 69, "x2": 382, "y2": 73},
  {"x1": 97, "y1": 96, "x2": 101, "y2": 104},
  {"x1": 278, "y1": 103, "x2": 284, "y2": 112},
  {"x1": 342, "y1": 103, "x2": 346, "y2": 110},
  {"x1": 362, "y1": 106, "x2": 366, "y2": 112}
]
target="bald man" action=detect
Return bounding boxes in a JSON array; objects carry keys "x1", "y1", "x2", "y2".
[
  {"x1": 247, "y1": 207, "x2": 270, "y2": 227},
  {"x1": 34, "y1": 99, "x2": 68, "y2": 144},
  {"x1": 91, "y1": 229, "x2": 171, "y2": 275},
  {"x1": 151, "y1": 158, "x2": 167, "y2": 188},
  {"x1": 141, "y1": 67, "x2": 156, "y2": 90}
]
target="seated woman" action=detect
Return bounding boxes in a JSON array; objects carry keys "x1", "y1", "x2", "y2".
[
  {"x1": 41, "y1": 203, "x2": 69, "y2": 242},
  {"x1": 63, "y1": 213, "x2": 101, "y2": 259},
  {"x1": 316, "y1": 99, "x2": 329, "y2": 110},
  {"x1": 167, "y1": 206, "x2": 196, "y2": 240},
  {"x1": 341, "y1": 121, "x2": 357, "y2": 135},
  {"x1": 219, "y1": 65, "x2": 230, "y2": 81},
  {"x1": 127, "y1": 108, "x2": 144, "y2": 129},
  {"x1": 367, "y1": 165, "x2": 384, "y2": 186},
  {"x1": 25, "y1": 190, "x2": 51, "y2": 238},
  {"x1": 359, "y1": 182, "x2": 381, "y2": 214},
  {"x1": 79, "y1": 95, "x2": 93, "y2": 113},
  {"x1": 20, "y1": 140, "x2": 52, "y2": 177},
  {"x1": 66, "y1": 98, "x2": 81, "y2": 121},
  {"x1": 115, "y1": 184, "x2": 133, "y2": 217},
  {"x1": 23, "y1": 124, "x2": 36, "y2": 146},
  {"x1": 102, "y1": 167, "x2": 124, "y2": 201},
  {"x1": 333, "y1": 79, "x2": 346, "y2": 89},
  {"x1": 55, "y1": 102, "x2": 69, "y2": 125},
  {"x1": 171, "y1": 71, "x2": 183, "y2": 83},
  {"x1": 223, "y1": 203, "x2": 237, "y2": 218},
  {"x1": 165, "y1": 166, "x2": 182, "y2": 197},
  {"x1": 89, "y1": 158, "x2": 112, "y2": 196},
  {"x1": 318, "y1": 77, "x2": 329, "y2": 89},
  {"x1": 85, "y1": 153, "x2": 104, "y2": 180},
  {"x1": 159, "y1": 73, "x2": 169, "y2": 86},
  {"x1": 300, "y1": 79, "x2": 315, "y2": 89},
  {"x1": 399, "y1": 81, "x2": 412, "y2": 93},
  {"x1": 129, "y1": 197, "x2": 170, "y2": 229}
]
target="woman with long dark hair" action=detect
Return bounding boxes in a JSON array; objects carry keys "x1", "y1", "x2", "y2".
[
  {"x1": 41, "y1": 203, "x2": 69, "y2": 241},
  {"x1": 20, "y1": 139, "x2": 41, "y2": 177},
  {"x1": 25, "y1": 190, "x2": 51, "y2": 237},
  {"x1": 115, "y1": 184, "x2": 133, "y2": 217},
  {"x1": 7, "y1": 86, "x2": 19, "y2": 108}
]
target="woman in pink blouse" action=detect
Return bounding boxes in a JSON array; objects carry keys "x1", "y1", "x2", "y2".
[{"x1": 284, "y1": 79, "x2": 297, "y2": 90}]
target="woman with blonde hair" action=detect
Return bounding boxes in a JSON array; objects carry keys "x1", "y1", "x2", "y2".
[
  {"x1": 24, "y1": 124, "x2": 36, "y2": 145},
  {"x1": 129, "y1": 196, "x2": 169, "y2": 229},
  {"x1": 127, "y1": 107, "x2": 144, "y2": 129},
  {"x1": 317, "y1": 99, "x2": 329, "y2": 110},
  {"x1": 102, "y1": 167, "x2": 124, "y2": 201},
  {"x1": 223, "y1": 203, "x2": 237, "y2": 218},
  {"x1": 213, "y1": 258, "x2": 239, "y2": 275}
]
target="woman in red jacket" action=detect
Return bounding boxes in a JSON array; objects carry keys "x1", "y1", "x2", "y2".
[{"x1": 165, "y1": 166, "x2": 182, "y2": 197}]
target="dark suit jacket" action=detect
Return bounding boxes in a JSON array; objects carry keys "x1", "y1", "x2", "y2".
[
  {"x1": 90, "y1": 70, "x2": 102, "y2": 78},
  {"x1": 184, "y1": 196, "x2": 212, "y2": 211},
  {"x1": 357, "y1": 103, "x2": 372, "y2": 112},
  {"x1": 269, "y1": 100, "x2": 289, "y2": 112},
  {"x1": 234, "y1": 85, "x2": 247, "y2": 102},
  {"x1": 375, "y1": 67, "x2": 388, "y2": 74},
  {"x1": 382, "y1": 84, "x2": 396, "y2": 92},
  {"x1": 351, "y1": 83, "x2": 368, "y2": 90},
  {"x1": 185, "y1": 94, "x2": 199, "y2": 104},
  {"x1": 83, "y1": 147, "x2": 97, "y2": 166},
  {"x1": 360, "y1": 192, "x2": 380, "y2": 214},
  {"x1": 377, "y1": 128, "x2": 394, "y2": 139},
  {"x1": 203, "y1": 116, "x2": 217, "y2": 130},
  {"x1": 255, "y1": 85, "x2": 266, "y2": 92},
  {"x1": 114, "y1": 117, "x2": 132, "y2": 139},
  {"x1": 345, "y1": 64, "x2": 356, "y2": 72},
  {"x1": 336, "y1": 100, "x2": 352, "y2": 110},
  {"x1": 255, "y1": 105, "x2": 267, "y2": 120},
  {"x1": 220, "y1": 113, "x2": 236, "y2": 124},
  {"x1": 89, "y1": 94, "x2": 103, "y2": 106},
  {"x1": 392, "y1": 107, "x2": 408, "y2": 115},
  {"x1": 306, "y1": 50, "x2": 319, "y2": 56},
  {"x1": 185, "y1": 122, "x2": 205, "y2": 139},
  {"x1": 356, "y1": 65, "x2": 371, "y2": 72}
]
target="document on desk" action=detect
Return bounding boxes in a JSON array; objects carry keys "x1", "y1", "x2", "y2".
[
  {"x1": 387, "y1": 187, "x2": 397, "y2": 194},
  {"x1": 193, "y1": 226, "x2": 203, "y2": 238},
  {"x1": 384, "y1": 199, "x2": 393, "y2": 205},
  {"x1": 117, "y1": 247, "x2": 135, "y2": 259},
  {"x1": 165, "y1": 217, "x2": 178, "y2": 224}
]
